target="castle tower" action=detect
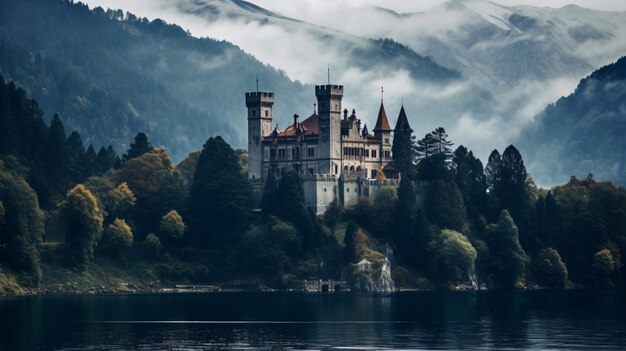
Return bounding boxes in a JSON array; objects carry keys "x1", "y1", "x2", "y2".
[
  {"x1": 315, "y1": 84, "x2": 343, "y2": 174},
  {"x1": 246, "y1": 91, "x2": 274, "y2": 180}
]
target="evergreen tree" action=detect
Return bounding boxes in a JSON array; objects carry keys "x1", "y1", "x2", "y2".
[
  {"x1": 485, "y1": 149, "x2": 501, "y2": 193},
  {"x1": 453, "y1": 146, "x2": 487, "y2": 223},
  {"x1": 123, "y1": 132, "x2": 154, "y2": 162},
  {"x1": 96, "y1": 145, "x2": 118, "y2": 175},
  {"x1": 489, "y1": 145, "x2": 536, "y2": 252},
  {"x1": 425, "y1": 180, "x2": 468, "y2": 233},
  {"x1": 324, "y1": 196, "x2": 342, "y2": 235},
  {"x1": 188, "y1": 136, "x2": 251, "y2": 247},
  {"x1": 276, "y1": 169, "x2": 315, "y2": 244},
  {"x1": 59, "y1": 184, "x2": 104, "y2": 269},
  {"x1": 343, "y1": 221, "x2": 358, "y2": 263},
  {"x1": 260, "y1": 171, "x2": 278, "y2": 217},
  {"x1": 415, "y1": 132, "x2": 436, "y2": 161},
  {"x1": 83, "y1": 145, "x2": 97, "y2": 178},
  {"x1": 483, "y1": 210, "x2": 528, "y2": 288},
  {"x1": 395, "y1": 177, "x2": 418, "y2": 263},
  {"x1": 43, "y1": 113, "x2": 68, "y2": 194},
  {"x1": 392, "y1": 130, "x2": 415, "y2": 176},
  {"x1": 66, "y1": 130, "x2": 86, "y2": 185},
  {"x1": 415, "y1": 128, "x2": 455, "y2": 181}
]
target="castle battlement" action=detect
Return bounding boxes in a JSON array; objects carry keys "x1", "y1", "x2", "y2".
[
  {"x1": 247, "y1": 82, "x2": 411, "y2": 214},
  {"x1": 315, "y1": 84, "x2": 343, "y2": 96},
  {"x1": 245, "y1": 92, "x2": 274, "y2": 107}
]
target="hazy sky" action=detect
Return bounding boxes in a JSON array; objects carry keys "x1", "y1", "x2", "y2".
[
  {"x1": 84, "y1": 0, "x2": 626, "y2": 16},
  {"x1": 249, "y1": 0, "x2": 626, "y2": 15}
]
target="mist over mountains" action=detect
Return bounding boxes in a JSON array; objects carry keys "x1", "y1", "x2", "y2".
[
  {"x1": 519, "y1": 56, "x2": 626, "y2": 186},
  {"x1": 1, "y1": 0, "x2": 625, "y2": 186},
  {"x1": 80, "y1": 0, "x2": 626, "y2": 181},
  {"x1": 0, "y1": 0, "x2": 311, "y2": 161}
]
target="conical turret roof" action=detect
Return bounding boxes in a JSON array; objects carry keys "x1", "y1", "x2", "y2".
[
  {"x1": 394, "y1": 105, "x2": 412, "y2": 132},
  {"x1": 373, "y1": 102, "x2": 392, "y2": 132}
]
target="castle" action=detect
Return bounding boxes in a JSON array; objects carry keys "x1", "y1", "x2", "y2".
[{"x1": 247, "y1": 83, "x2": 412, "y2": 214}]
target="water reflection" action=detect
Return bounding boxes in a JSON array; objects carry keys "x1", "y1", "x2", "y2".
[{"x1": 0, "y1": 291, "x2": 625, "y2": 350}]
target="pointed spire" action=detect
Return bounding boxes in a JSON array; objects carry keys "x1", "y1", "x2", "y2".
[
  {"x1": 373, "y1": 101, "x2": 392, "y2": 132},
  {"x1": 394, "y1": 105, "x2": 412, "y2": 132},
  {"x1": 362, "y1": 123, "x2": 369, "y2": 137}
]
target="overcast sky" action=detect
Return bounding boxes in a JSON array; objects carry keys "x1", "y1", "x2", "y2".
[
  {"x1": 84, "y1": 0, "x2": 626, "y2": 16},
  {"x1": 249, "y1": 0, "x2": 626, "y2": 15}
]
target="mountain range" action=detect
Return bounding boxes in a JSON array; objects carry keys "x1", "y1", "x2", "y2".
[
  {"x1": 1, "y1": 0, "x2": 625, "y2": 186},
  {"x1": 519, "y1": 56, "x2": 626, "y2": 186}
]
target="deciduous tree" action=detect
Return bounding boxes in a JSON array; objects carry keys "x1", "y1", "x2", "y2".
[{"x1": 60, "y1": 184, "x2": 103, "y2": 268}]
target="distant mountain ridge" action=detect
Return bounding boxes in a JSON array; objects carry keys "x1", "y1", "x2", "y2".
[
  {"x1": 518, "y1": 56, "x2": 626, "y2": 186},
  {"x1": 174, "y1": 0, "x2": 461, "y2": 83}
]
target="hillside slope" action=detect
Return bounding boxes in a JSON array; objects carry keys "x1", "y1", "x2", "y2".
[
  {"x1": 0, "y1": 0, "x2": 312, "y2": 160},
  {"x1": 518, "y1": 56, "x2": 626, "y2": 186}
]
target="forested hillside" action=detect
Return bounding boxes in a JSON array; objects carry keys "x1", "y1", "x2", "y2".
[
  {"x1": 0, "y1": 0, "x2": 309, "y2": 161},
  {"x1": 519, "y1": 56, "x2": 626, "y2": 186},
  {"x1": 1, "y1": 76, "x2": 625, "y2": 294}
]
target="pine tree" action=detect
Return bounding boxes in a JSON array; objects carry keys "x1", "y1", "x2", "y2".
[
  {"x1": 415, "y1": 128, "x2": 455, "y2": 181},
  {"x1": 96, "y1": 145, "x2": 118, "y2": 174},
  {"x1": 276, "y1": 169, "x2": 315, "y2": 244},
  {"x1": 485, "y1": 149, "x2": 501, "y2": 193},
  {"x1": 260, "y1": 171, "x2": 278, "y2": 217},
  {"x1": 392, "y1": 130, "x2": 415, "y2": 176},
  {"x1": 395, "y1": 177, "x2": 418, "y2": 263},
  {"x1": 66, "y1": 130, "x2": 86, "y2": 185},
  {"x1": 343, "y1": 221, "x2": 358, "y2": 263},
  {"x1": 188, "y1": 136, "x2": 251, "y2": 247},
  {"x1": 123, "y1": 132, "x2": 154, "y2": 162},
  {"x1": 453, "y1": 145, "x2": 487, "y2": 222},
  {"x1": 43, "y1": 114, "x2": 68, "y2": 194}
]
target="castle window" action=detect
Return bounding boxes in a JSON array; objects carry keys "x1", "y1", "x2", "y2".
[
  {"x1": 372, "y1": 150, "x2": 377, "y2": 158},
  {"x1": 364, "y1": 149, "x2": 370, "y2": 157},
  {"x1": 265, "y1": 110, "x2": 269, "y2": 117},
  {"x1": 308, "y1": 148, "x2": 315, "y2": 157},
  {"x1": 372, "y1": 169, "x2": 377, "y2": 178},
  {"x1": 278, "y1": 149, "x2": 286, "y2": 159},
  {"x1": 385, "y1": 138, "x2": 389, "y2": 144},
  {"x1": 308, "y1": 168, "x2": 314, "y2": 175},
  {"x1": 270, "y1": 149, "x2": 276, "y2": 159},
  {"x1": 292, "y1": 147, "x2": 299, "y2": 159}
]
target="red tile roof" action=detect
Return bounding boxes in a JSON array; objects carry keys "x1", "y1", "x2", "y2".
[{"x1": 373, "y1": 102, "x2": 391, "y2": 132}]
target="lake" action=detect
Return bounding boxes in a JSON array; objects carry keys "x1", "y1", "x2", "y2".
[{"x1": 1, "y1": 290, "x2": 625, "y2": 350}]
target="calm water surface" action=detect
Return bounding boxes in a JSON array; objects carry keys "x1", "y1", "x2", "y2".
[{"x1": 1, "y1": 290, "x2": 625, "y2": 350}]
